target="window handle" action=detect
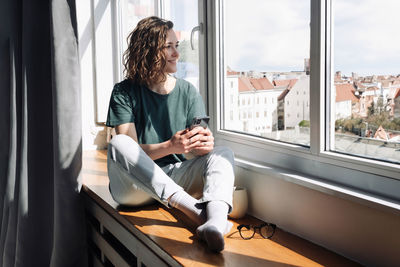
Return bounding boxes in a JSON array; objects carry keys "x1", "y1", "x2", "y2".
[{"x1": 190, "y1": 23, "x2": 203, "y2": 50}]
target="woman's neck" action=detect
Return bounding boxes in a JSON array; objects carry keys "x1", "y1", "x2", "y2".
[{"x1": 148, "y1": 75, "x2": 176, "y2": 95}]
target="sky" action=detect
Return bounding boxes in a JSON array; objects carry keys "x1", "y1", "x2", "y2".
[{"x1": 225, "y1": 0, "x2": 400, "y2": 77}]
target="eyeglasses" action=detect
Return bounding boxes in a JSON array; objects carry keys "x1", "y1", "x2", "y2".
[{"x1": 237, "y1": 222, "x2": 276, "y2": 240}]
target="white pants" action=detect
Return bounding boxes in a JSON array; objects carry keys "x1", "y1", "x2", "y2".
[{"x1": 107, "y1": 134, "x2": 235, "y2": 211}]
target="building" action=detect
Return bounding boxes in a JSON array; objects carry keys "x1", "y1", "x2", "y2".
[
  {"x1": 335, "y1": 83, "x2": 360, "y2": 119},
  {"x1": 278, "y1": 75, "x2": 310, "y2": 129},
  {"x1": 225, "y1": 72, "x2": 285, "y2": 134}
]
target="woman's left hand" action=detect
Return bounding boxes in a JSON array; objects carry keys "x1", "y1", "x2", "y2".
[{"x1": 189, "y1": 127, "x2": 214, "y2": 156}]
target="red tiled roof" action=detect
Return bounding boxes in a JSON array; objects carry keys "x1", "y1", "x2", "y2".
[
  {"x1": 395, "y1": 88, "x2": 400, "y2": 99},
  {"x1": 335, "y1": 83, "x2": 359, "y2": 102},
  {"x1": 388, "y1": 87, "x2": 400, "y2": 99},
  {"x1": 273, "y1": 79, "x2": 298, "y2": 89},
  {"x1": 238, "y1": 77, "x2": 253, "y2": 92},
  {"x1": 249, "y1": 77, "x2": 274, "y2": 90},
  {"x1": 374, "y1": 125, "x2": 388, "y2": 140},
  {"x1": 227, "y1": 70, "x2": 240, "y2": 76},
  {"x1": 238, "y1": 77, "x2": 274, "y2": 92}
]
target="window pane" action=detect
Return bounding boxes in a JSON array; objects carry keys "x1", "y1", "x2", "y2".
[
  {"x1": 332, "y1": 0, "x2": 400, "y2": 164},
  {"x1": 164, "y1": 0, "x2": 200, "y2": 90},
  {"x1": 119, "y1": 0, "x2": 155, "y2": 76},
  {"x1": 222, "y1": 0, "x2": 310, "y2": 146}
]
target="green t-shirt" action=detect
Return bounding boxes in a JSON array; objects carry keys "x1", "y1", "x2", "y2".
[{"x1": 106, "y1": 78, "x2": 206, "y2": 167}]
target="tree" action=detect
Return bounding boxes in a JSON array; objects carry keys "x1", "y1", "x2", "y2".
[
  {"x1": 368, "y1": 101, "x2": 375, "y2": 116},
  {"x1": 298, "y1": 120, "x2": 310, "y2": 127},
  {"x1": 178, "y1": 40, "x2": 199, "y2": 65}
]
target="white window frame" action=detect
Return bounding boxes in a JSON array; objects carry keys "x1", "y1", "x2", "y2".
[{"x1": 206, "y1": 0, "x2": 400, "y2": 205}]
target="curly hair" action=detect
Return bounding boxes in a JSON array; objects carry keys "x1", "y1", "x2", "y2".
[{"x1": 123, "y1": 16, "x2": 174, "y2": 86}]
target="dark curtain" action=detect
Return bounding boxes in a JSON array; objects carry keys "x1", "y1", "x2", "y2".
[{"x1": 0, "y1": 0, "x2": 86, "y2": 266}]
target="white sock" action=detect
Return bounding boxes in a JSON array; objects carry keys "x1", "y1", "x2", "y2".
[
  {"x1": 196, "y1": 201, "x2": 232, "y2": 252},
  {"x1": 168, "y1": 190, "x2": 206, "y2": 226}
]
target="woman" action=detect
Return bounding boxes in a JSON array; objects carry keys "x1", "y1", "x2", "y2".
[{"x1": 106, "y1": 16, "x2": 235, "y2": 252}]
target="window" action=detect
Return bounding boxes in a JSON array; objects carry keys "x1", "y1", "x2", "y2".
[
  {"x1": 222, "y1": 0, "x2": 310, "y2": 145},
  {"x1": 118, "y1": 1, "x2": 156, "y2": 81},
  {"x1": 331, "y1": 0, "x2": 400, "y2": 164},
  {"x1": 209, "y1": 0, "x2": 400, "y2": 202},
  {"x1": 112, "y1": 0, "x2": 400, "y2": 206}
]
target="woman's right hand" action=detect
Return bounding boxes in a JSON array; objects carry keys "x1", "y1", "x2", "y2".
[{"x1": 169, "y1": 127, "x2": 204, "y2": 154}]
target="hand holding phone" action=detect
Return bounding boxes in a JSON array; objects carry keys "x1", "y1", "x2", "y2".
[{"x1": 190, "y1": 116, "x2": 210, "y2": 130}]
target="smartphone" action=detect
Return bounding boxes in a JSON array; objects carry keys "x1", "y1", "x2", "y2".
[{"x1": 190, "y1": 116, "x2": 210, "y2": 130}]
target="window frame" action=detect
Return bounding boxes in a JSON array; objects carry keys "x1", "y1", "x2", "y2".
[{"x1": 206, "y1": 0, "x2": 400, "y2": 203}]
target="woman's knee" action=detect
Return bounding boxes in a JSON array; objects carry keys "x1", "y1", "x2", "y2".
[
  {"x1": 108, "y1": 134, "x2": 141, "y2": 165},
  {"x1": 109, "y1": 134, "x2": 138, "y2": 154},
  {"x1": 211, "y1": 146, "x2": 235, "y2": 164}
]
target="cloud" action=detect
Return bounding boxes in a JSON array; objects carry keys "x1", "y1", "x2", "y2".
[
  {"x1": 333, "y1": 0, "x2": 400, "y2": 75},
  {"x1": 225, "y1": 0, "x2": 310, "y2": 71},
  {"x1": 225, "y1": 0, "x2": 400, "y2": 76}
]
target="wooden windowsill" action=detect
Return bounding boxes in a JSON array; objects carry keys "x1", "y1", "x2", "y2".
[{"x1": 82, "y1": 150, "x2": 359, "y2": 266}]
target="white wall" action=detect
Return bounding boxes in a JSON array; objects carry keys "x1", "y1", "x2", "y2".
[
  {"x1": 285, "y1": 76, "x2": 310, "y2": 128},
  {"x1": 335, "y1": 100, "x2": 352, "y2": 119},
  {"x1": 234, "y1": 165, "x2": 400, "y2": 266}
]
